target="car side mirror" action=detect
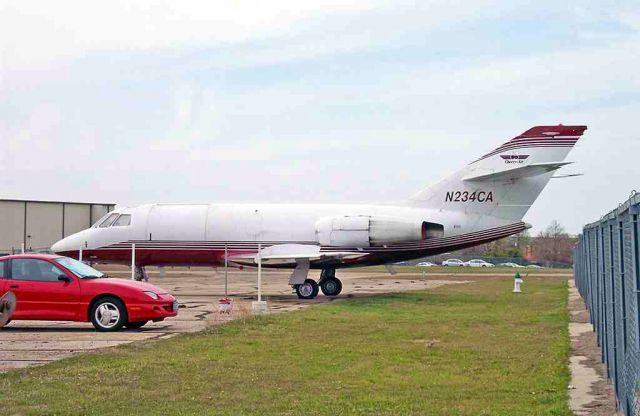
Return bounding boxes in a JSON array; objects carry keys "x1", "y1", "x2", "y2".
[{"x1": 58, "y1": 275, "x2": 72, "y2": 283}]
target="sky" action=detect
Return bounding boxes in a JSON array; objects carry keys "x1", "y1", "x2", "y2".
[{"x1": 0, "y1": 0, "x2": 638, "y2": 235}]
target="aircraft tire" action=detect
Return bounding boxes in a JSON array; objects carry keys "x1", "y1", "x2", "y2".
[
  {"x1": 320, "y1": 277, "x2": 342, "y2": 296},
  {"x1": 296, "y1": 279, "x2": 319, "y2": 299}
]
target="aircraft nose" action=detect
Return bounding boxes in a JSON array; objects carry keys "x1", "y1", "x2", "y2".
[
  {"x1": 51, "y1": 237, "x2": 68, "y2": 254},
  {"x1": 51, "y1": 230, "x2": 86, "y2": 254}
]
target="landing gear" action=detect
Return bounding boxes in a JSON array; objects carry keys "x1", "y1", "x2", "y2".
[
  {"x1": 134, "y1": 266, "x2": 148, "y2": 282},
  {"x1": 295, "y1": 279, "x2": 319, "y2": 299},
  {"x1": 291, "y1": 268, "x2": 343, "y2": 300},
  {"x1": 318, "y1": 268, "x2": 342, "y2": 297},
  {"x1": 320, "y1": 278, "x2": 342, "y2": 296}
]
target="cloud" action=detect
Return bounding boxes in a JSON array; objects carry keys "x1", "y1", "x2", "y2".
[
  {"x1": 1, "y1": 1, "x2": 639, "y2": 234},
  {"x1": 0, "y1": 0, "x2": 391, "y2": 70}
]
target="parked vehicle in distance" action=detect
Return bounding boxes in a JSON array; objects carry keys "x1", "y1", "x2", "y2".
[
  {"x1": 417, "y1": 261, "x2": 436, "y2": 267},
  {"x1": 466, "y1": 259, "x2": 495, "y2": 268},
  {"x1": 496, "y1": 262, "x2": 524, "y2": 268},
  {"x1": 442, "y1": 259, "x2": 466, "y2": 267},
  {"x1": 0, "y1": 254, "x2": 178, "y2": 331},
  {"x1": 526, "y1": 264, "x2": 543, "y2": 269}
]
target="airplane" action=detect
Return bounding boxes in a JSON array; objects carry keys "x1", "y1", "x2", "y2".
[{"x1": 52, "y1": 125, "x2": 587, "y2": 299}]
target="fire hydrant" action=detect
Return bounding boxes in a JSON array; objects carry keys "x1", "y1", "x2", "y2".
[{"x1": 513, "y1": 272, "x2": 523, "y2": 293}]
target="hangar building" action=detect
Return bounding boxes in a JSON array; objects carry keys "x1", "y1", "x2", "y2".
[{"x1": 0, "y1": 199, "x2": 115, "y2": 254}]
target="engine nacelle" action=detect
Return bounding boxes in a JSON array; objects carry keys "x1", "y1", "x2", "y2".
[{"x1": 315, "y1": 215, "x2": 443, "y2": 247}]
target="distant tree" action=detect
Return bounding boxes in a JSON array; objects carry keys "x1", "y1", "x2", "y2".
[
  {"x1": 516, "y1": 230, "x2": 531, "y2": 251},
  {"x1": 531, "y1": 220, "x2": 576, "y2": 265},
  {"x1": 456, "y1": 231, "x2": 528, "y2": 258}
]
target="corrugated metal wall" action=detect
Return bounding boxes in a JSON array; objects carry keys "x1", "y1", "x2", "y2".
[
  {"x1": 0, "y1": 199, "x2": 114, "y2": 253},
  {"x1": 575, "y1": 192, "x2": 640, "y2": 415}
]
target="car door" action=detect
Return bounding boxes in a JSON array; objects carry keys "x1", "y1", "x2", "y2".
[{"x1": 9, "y1": 258, "x2": 81, "y2": 321}]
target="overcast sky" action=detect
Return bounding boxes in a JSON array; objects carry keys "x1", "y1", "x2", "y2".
[{"x1": 1, "y1": 1, "x2": 638, "y2": 235}]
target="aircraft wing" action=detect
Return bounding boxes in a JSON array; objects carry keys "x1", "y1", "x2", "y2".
[
  {"x1": 229, "y1": 244, "x2": 367, "y2": 265},
  {"x1": 462, "y1": 162, "x2": 572, "y2": 182}
]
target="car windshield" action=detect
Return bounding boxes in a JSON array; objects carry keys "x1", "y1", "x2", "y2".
[{"x1": 54, "y1": 257, "x2": 105, "y2": 279}]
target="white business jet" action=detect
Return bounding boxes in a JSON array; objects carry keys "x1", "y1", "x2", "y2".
[{"x1": 52, "y1": 125, "x2": 586, "y2": 299}]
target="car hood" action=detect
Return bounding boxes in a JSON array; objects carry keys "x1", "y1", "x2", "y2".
[{"x1": 83, "y1": 278, "x2": 169, "y2": 294}]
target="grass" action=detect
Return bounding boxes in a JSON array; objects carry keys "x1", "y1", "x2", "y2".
[{"x1": 0, "y1": 276, "x2": 571, "y2": 415}]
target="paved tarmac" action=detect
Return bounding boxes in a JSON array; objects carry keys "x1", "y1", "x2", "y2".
[{"x1": 0, "y1": 267, "x2": 462, "y2": 372}]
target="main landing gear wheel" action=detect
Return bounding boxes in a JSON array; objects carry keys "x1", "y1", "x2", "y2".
[
  {"x1": 295, "y1": 279, "x2": 319, "y2": 299},
  {"x1": 320, "y1": 277, "x2": 342, "y2": 296}
]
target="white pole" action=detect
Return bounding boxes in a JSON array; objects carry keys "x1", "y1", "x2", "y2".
[
  {"x1": 21, "y1": 243, "x2": 24, "y2": 254},
  {"x1": 257, "y1": 243, "x2": 262, "y2": 302},
  {"x1": 224, "y1": 245, "x2": 228, "y2": 297},
  {"x1": 79, "y1": 247, "x2": 83, "y2": 262},
  {"x1": 131, "y1": 243, "x2": 136, "y2": 280}
]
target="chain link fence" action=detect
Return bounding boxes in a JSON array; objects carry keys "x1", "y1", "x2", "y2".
[{"x1": 575, "y1": 191, "x2": 640, "y2": 415}]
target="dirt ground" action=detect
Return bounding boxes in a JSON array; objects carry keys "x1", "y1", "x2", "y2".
[
  {"x1": 568, "y1": 279, "x2": 620, "y2": 415},
  {"x1": 0, "y1": 267, "x2": 465, "y2": 372}
]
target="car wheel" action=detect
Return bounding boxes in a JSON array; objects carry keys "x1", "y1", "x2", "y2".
[
  {"x1": 90, "y1": 297, "x2": 127, "y2": 332},
  {"x1": 124, "y1": 321, "x2": 148, "y2": 329}
]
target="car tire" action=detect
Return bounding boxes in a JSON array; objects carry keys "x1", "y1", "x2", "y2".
[
  {"x1": 90, "y1": 297, "x2": 127, "y2": 332},
  {"x1": 124, "y1": 321, "x2": 148, "y2": 329}
]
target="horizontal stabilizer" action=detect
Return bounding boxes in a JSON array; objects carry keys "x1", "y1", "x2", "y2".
[
  {"x1": 229, "y1": 244, "x2": 367, "y2": 265},
  {"x1": 462, "y1": 162, "x2": 572, "y2": 182},
  {"x1": 552, "y1": 173, "x2": 584, "y2": 179}
]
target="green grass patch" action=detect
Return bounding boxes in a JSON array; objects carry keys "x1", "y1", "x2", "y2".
[{"x1": 0, "y1": 276, "x2": 570, "y2": 415}]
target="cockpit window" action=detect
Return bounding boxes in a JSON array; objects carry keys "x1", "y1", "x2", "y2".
[
  {"x1": 113, "y1": 214, "x2": 131, "y2": 227},
  {"x1": 98, "y1": 213, "x2": 119, "y2": 228}
]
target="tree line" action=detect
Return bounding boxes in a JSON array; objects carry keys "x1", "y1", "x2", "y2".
[{"x1": 456, "y1": 220, "x2": 577, "y2": 265}]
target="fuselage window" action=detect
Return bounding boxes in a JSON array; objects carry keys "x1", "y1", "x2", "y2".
[
  {"x1": 99, "y1": 213, "x2": 119, "y2": 228},
  {"x1": 113, "y1": 214, "x2": 131, "y2": 227}
]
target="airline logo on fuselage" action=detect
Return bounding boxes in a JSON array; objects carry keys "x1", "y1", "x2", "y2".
[{"x1": 500, "y1": 154, "x2": 529, "y2": 164}]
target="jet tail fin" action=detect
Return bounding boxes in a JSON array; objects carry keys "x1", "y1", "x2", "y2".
[{"x1": 409, "y1": 125, "x2": 587, "y2": 222}]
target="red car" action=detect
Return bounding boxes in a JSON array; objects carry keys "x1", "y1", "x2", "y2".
[{"x1": 0, "y1": 254, "x2": 178, "y2": 331}]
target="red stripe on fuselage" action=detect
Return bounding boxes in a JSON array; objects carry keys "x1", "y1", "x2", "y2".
[{"x1": 57, "y1": 223, "x2": 527, "y2": 269}]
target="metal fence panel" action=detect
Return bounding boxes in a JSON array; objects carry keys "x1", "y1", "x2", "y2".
[{"x1": 575, "y1": 192, "x2": 640, "y2": 415}]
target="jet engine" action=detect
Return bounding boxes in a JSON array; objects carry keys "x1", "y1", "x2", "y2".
[{"x1": 315, "y1": 215, "x2": 443, "y2": 247}]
